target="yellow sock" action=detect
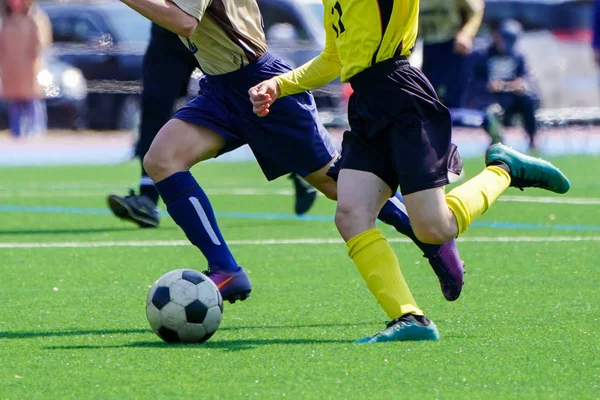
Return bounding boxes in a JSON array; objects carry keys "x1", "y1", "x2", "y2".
[
  {"x1": 347, "y1": 229, "x2": 422, "y2": 319},
  {"x1": 446, "y1": 166, "x2": 510, "y2": 235}
]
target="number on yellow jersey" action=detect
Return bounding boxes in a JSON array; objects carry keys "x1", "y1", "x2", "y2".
[{"x1": 331, "y1": 1, "x2": 346, "y2": 37}]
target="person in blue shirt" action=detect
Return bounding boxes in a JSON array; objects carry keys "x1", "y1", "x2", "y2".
[{"x1": 467, "y1": 20, "x2": 539, "y2": 151}]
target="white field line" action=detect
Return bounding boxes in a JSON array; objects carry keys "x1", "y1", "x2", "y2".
[
  {"x1": 0, "y1": 188, "x2": 295, "y2": 198},
  {"x1": 0, "y1": 188, "x2": 599, "y2": 205},
  {"x1": 498, "y1": 195, "x2": 600, "y2": 205},
  {"x1": 0, "y1": 236, "x2": 599, "y2": 249}
]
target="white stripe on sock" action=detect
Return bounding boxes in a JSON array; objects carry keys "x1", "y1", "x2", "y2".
[
  {"x1": 389, "y1": 196, "x2": 408, "y2": 216},
  {"x1": 189, "y1": 197, "x2": 222, "y2": 246},
  {"x1": 140, "y1": 176, "x2": 154, "y2": 187}
]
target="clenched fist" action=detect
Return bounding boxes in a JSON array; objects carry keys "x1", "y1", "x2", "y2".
[{"x1": 248, "y1": 79, "x2": 281, "y2": 117}]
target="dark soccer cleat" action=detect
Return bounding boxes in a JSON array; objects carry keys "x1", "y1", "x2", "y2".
[
  {"x1": 407, "y1": 236, "x2": 465, "y2": 301},
  {"x1": 485, "y1": 143, "x2": 571, "y2": 194},
  {"x1": 426, "y1": 239, "x2": 465, "y2": 302},
  {"x1": 204, "y1": 266, "x2": 252, "y2": 304},
  {"x1": 290, "y1": 173, "x2": 317, "y2": 215},
  {"x1": 355, "y1": 314, "x2": 440, "y2": 344},
  {"x1": 107, "y1": 190, "x2": 160, "y2": 228}
]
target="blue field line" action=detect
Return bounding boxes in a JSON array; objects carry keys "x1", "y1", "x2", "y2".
[
  {"x1": 0, "y1": 204, "x2": 599, "y2": 232},
  {"x1": 0, "y1": 205, "x2": 110, "y2": 215}
]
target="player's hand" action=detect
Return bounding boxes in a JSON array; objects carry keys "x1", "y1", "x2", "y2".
[
  {"x1": 508, "y1": 79, "x2": 527, "y2": 94},
  {"x1": 454, "y1": 32, "x2": 473, "y2": 55},
  {"x1": 487, "y1": 80, "x2": 504, "y2": 93},
  {"x1": 249, "y1": 79, "x2": 280, "y2": 117}
]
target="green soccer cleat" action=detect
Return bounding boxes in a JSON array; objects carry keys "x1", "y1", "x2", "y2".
[
  {"x1": 485, "y1": 143, "x2": 571, "y2": 194},
  {"x1": 355, "y1": 314, "x2": 440, "y2": 344}
]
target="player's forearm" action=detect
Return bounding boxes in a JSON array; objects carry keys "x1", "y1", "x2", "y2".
[
  {"x1": 274, "y1": 54, "x2": 342, "y2": 97},
  {"x1": 459, "y1": 7, "x2": 484, "y2": 39},
  {"x1": 120, "y1": 0, "x2": 197, "y2": 37}
]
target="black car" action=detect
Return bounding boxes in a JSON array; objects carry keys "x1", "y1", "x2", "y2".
[
  {"x1": 42, "y1": 1, "x2": 151, "y2": 130},
  {"x1": 0, "y1": 54, "x2": 87, "y2": 130},
  {"x1": 42, "y1": 0, "x2": 350, "y2": 130}
]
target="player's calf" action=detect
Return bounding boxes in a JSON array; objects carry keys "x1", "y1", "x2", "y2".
[{"x1": 335, "y1": 205, "x2": 380, "y2": 243}]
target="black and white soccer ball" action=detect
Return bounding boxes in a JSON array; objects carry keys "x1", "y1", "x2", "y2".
[{"x1": 146, "y1": 269, "x2": 223, "y2": 343}]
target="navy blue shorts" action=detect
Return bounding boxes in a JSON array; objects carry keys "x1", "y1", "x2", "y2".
[
  {"x1": 173, "y1": 52, "x2": 337, "y2": 181},
  {"x1": 328, "y1": 56, "x2": 463, "y2": 195}
]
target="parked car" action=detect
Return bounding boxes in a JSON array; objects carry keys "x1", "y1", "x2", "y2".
[
  {"x1": 42, "y1": 0, "x2": 350, "y2": 130},
  {"x1": 0, "y1": 54, "x2": 87, "y2": 130},
  {"x1": 41, "y1": 1, "x2": 151, "y2": 130}
]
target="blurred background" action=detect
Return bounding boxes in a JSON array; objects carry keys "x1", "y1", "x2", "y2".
[{"x1": 1, "y1": 0, "x2": 599, "y2": 166}]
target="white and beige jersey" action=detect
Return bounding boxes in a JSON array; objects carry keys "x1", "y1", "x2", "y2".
[
  {"x1": 171, "y1": 0, "x2": 268, "y2": 75},
  {"x1": 418, "y1": 0, "x2": 484, "y2": 44}
]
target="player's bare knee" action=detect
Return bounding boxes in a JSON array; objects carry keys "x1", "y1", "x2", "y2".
[
  {"x1": 143, "y1": 149, "x2": 173, "y2": 182},
  {"x1": 334, "y1": 208, "x2": 354, "y2": 238},
  {"x1": 335, "y1": 205, "x2": 375, "y2": 240},
  {"x1": 412, "y1": 223, "x2": 455, "y2": 245}
]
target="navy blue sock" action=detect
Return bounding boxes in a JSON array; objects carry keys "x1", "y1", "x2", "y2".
[
  {"x1": 139, "y1": 164, "x2": 160, "y2": 205},
  {"x1": 377, "y1": 192, "x2": 439, "y2": 257},
  {"x1": 155, "y1": 171, "x2": 239, "y2": 273}
]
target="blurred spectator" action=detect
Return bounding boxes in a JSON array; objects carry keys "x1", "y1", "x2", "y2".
[
  {"x1": 469, "y1": 20, "x2": 540, "y2": 151},
  {"x1": 419, "y1": 0, "x2": 484, "y2": 107},
  {"x1": 0, "y1": 0, "x2": 47, "y2": 137},
  {"x1": 594, "y1": 0, "x2": 600, "y2": 67}
]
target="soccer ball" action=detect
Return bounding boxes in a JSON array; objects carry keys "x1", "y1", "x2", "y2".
[{"x1": 146, "y1": 269, "x2": 223, "y2": 343}]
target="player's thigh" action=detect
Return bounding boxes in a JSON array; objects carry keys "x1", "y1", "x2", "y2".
[
  {"x1": 144, "y1": 118, "x2": 226, "y2": 180},
  {"x1": 302, "y1": 156, "x2": 338, "y2": 200},
  {"x1": 403, "y1": 187, "x2": 458, "y2": 244},
  {"x1": 336, "y1": 168, "x2": 393, "y2": 241}
]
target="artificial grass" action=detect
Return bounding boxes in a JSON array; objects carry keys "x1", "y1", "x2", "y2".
[{"x1": 0, "y1": 156, "x2": 598, "y2": 399}]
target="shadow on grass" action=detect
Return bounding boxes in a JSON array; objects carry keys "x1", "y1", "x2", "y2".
[
  {"x1": 2, "y1": 321, "x2": 374, "y2": 343},
  {"x1": 0, "y1": 328, "x2": 149, "y2": 339},
  {"x1": 44, "y1": 337, "x2": 348, "y2": 351}
]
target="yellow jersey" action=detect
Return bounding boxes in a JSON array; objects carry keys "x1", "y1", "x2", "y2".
[{"x1": 275, "y1": 0, "x2": 419, "y2": 96}]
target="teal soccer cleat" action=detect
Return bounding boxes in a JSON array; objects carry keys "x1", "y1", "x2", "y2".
[
  {"x1": 485, "y1": 143, "x2": 571, "y2": 194},
  {"x1": 355, "y1": 314, "x2": 440, "y2": 344}
]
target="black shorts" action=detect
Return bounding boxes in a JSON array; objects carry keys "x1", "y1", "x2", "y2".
[{"x1": 328, "y1": 57, "x2": 463, "y2": 195}]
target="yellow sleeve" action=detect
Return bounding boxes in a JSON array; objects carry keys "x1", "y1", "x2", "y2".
[
  {"x1": 274, "y1": 3, "x2": 342, "y2": 97},
  {"x1": 458, "y1": 0, "x2": 484, "y2": 38}
]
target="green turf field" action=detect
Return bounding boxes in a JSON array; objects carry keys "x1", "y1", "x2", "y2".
[{"x1": 0, "y1": 155, "x2": 598, "y2": 399}]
